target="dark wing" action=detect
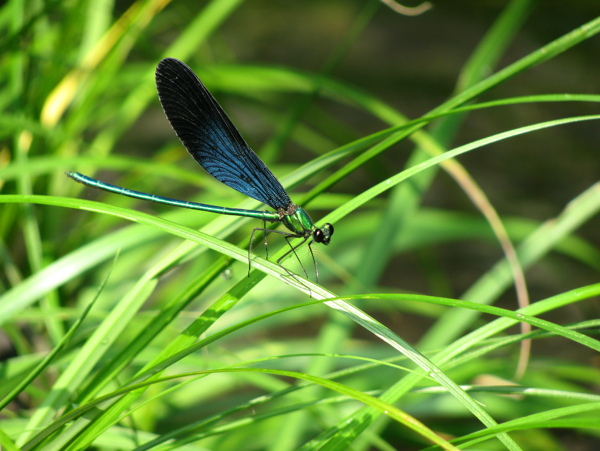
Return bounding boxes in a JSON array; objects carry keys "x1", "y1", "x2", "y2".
[{"x1": 155, "y1": 58, "x2": 291, "y2": 210}]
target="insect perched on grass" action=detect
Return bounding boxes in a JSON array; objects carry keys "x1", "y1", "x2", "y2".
[{"x1": 67, "y1": 58, "x2": 334, "y2": 282}]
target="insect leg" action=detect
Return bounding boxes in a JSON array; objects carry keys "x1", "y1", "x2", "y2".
[
  {"x1": 307, "y1": 239, "x2": 319, "y2": 283},
  {"x1": 249, "y1": 227, "x2": 297, "y2": 276},
  {"x1": 280, "y1": 235, "x2": 310, "y2": 280}
]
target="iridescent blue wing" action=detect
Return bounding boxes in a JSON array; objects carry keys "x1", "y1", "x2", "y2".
[{"x1": 155, "y1": 58, "x2": 292, "y2": 210}]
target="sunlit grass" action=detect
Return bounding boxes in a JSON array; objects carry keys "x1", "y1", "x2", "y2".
[{"x1": 1, "y1": 2, "x2": 599, "y2": 450}]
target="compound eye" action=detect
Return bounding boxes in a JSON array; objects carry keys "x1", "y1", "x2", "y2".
[
  {"x1": 314, "y1": 223, "x2": 334, "y2": 245},
  {"x1": 314, "y1": 230, "x2": 323, "y2": 243}
]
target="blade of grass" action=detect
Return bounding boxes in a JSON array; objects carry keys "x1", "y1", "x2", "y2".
[{"x1": 420, "y1": 181, "x2": 600, "y2": 348}]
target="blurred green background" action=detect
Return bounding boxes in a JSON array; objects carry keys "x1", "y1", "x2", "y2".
[{"x1": 1, "y1": 1, "x2": 599, "y2": 449}]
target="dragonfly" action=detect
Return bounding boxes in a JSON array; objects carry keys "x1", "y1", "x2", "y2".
[{"x1": 67, "y1": 57, "x2": 334, "y2": 282}]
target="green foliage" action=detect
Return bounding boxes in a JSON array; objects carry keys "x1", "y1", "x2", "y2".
[{"x1": 1, "y1": 1, "x2": 599, "y2": 450}]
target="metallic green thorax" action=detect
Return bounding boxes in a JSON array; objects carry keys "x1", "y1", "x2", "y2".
[{"x1": 279, "y1": 204, "x2": 314, "y2": 237}]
